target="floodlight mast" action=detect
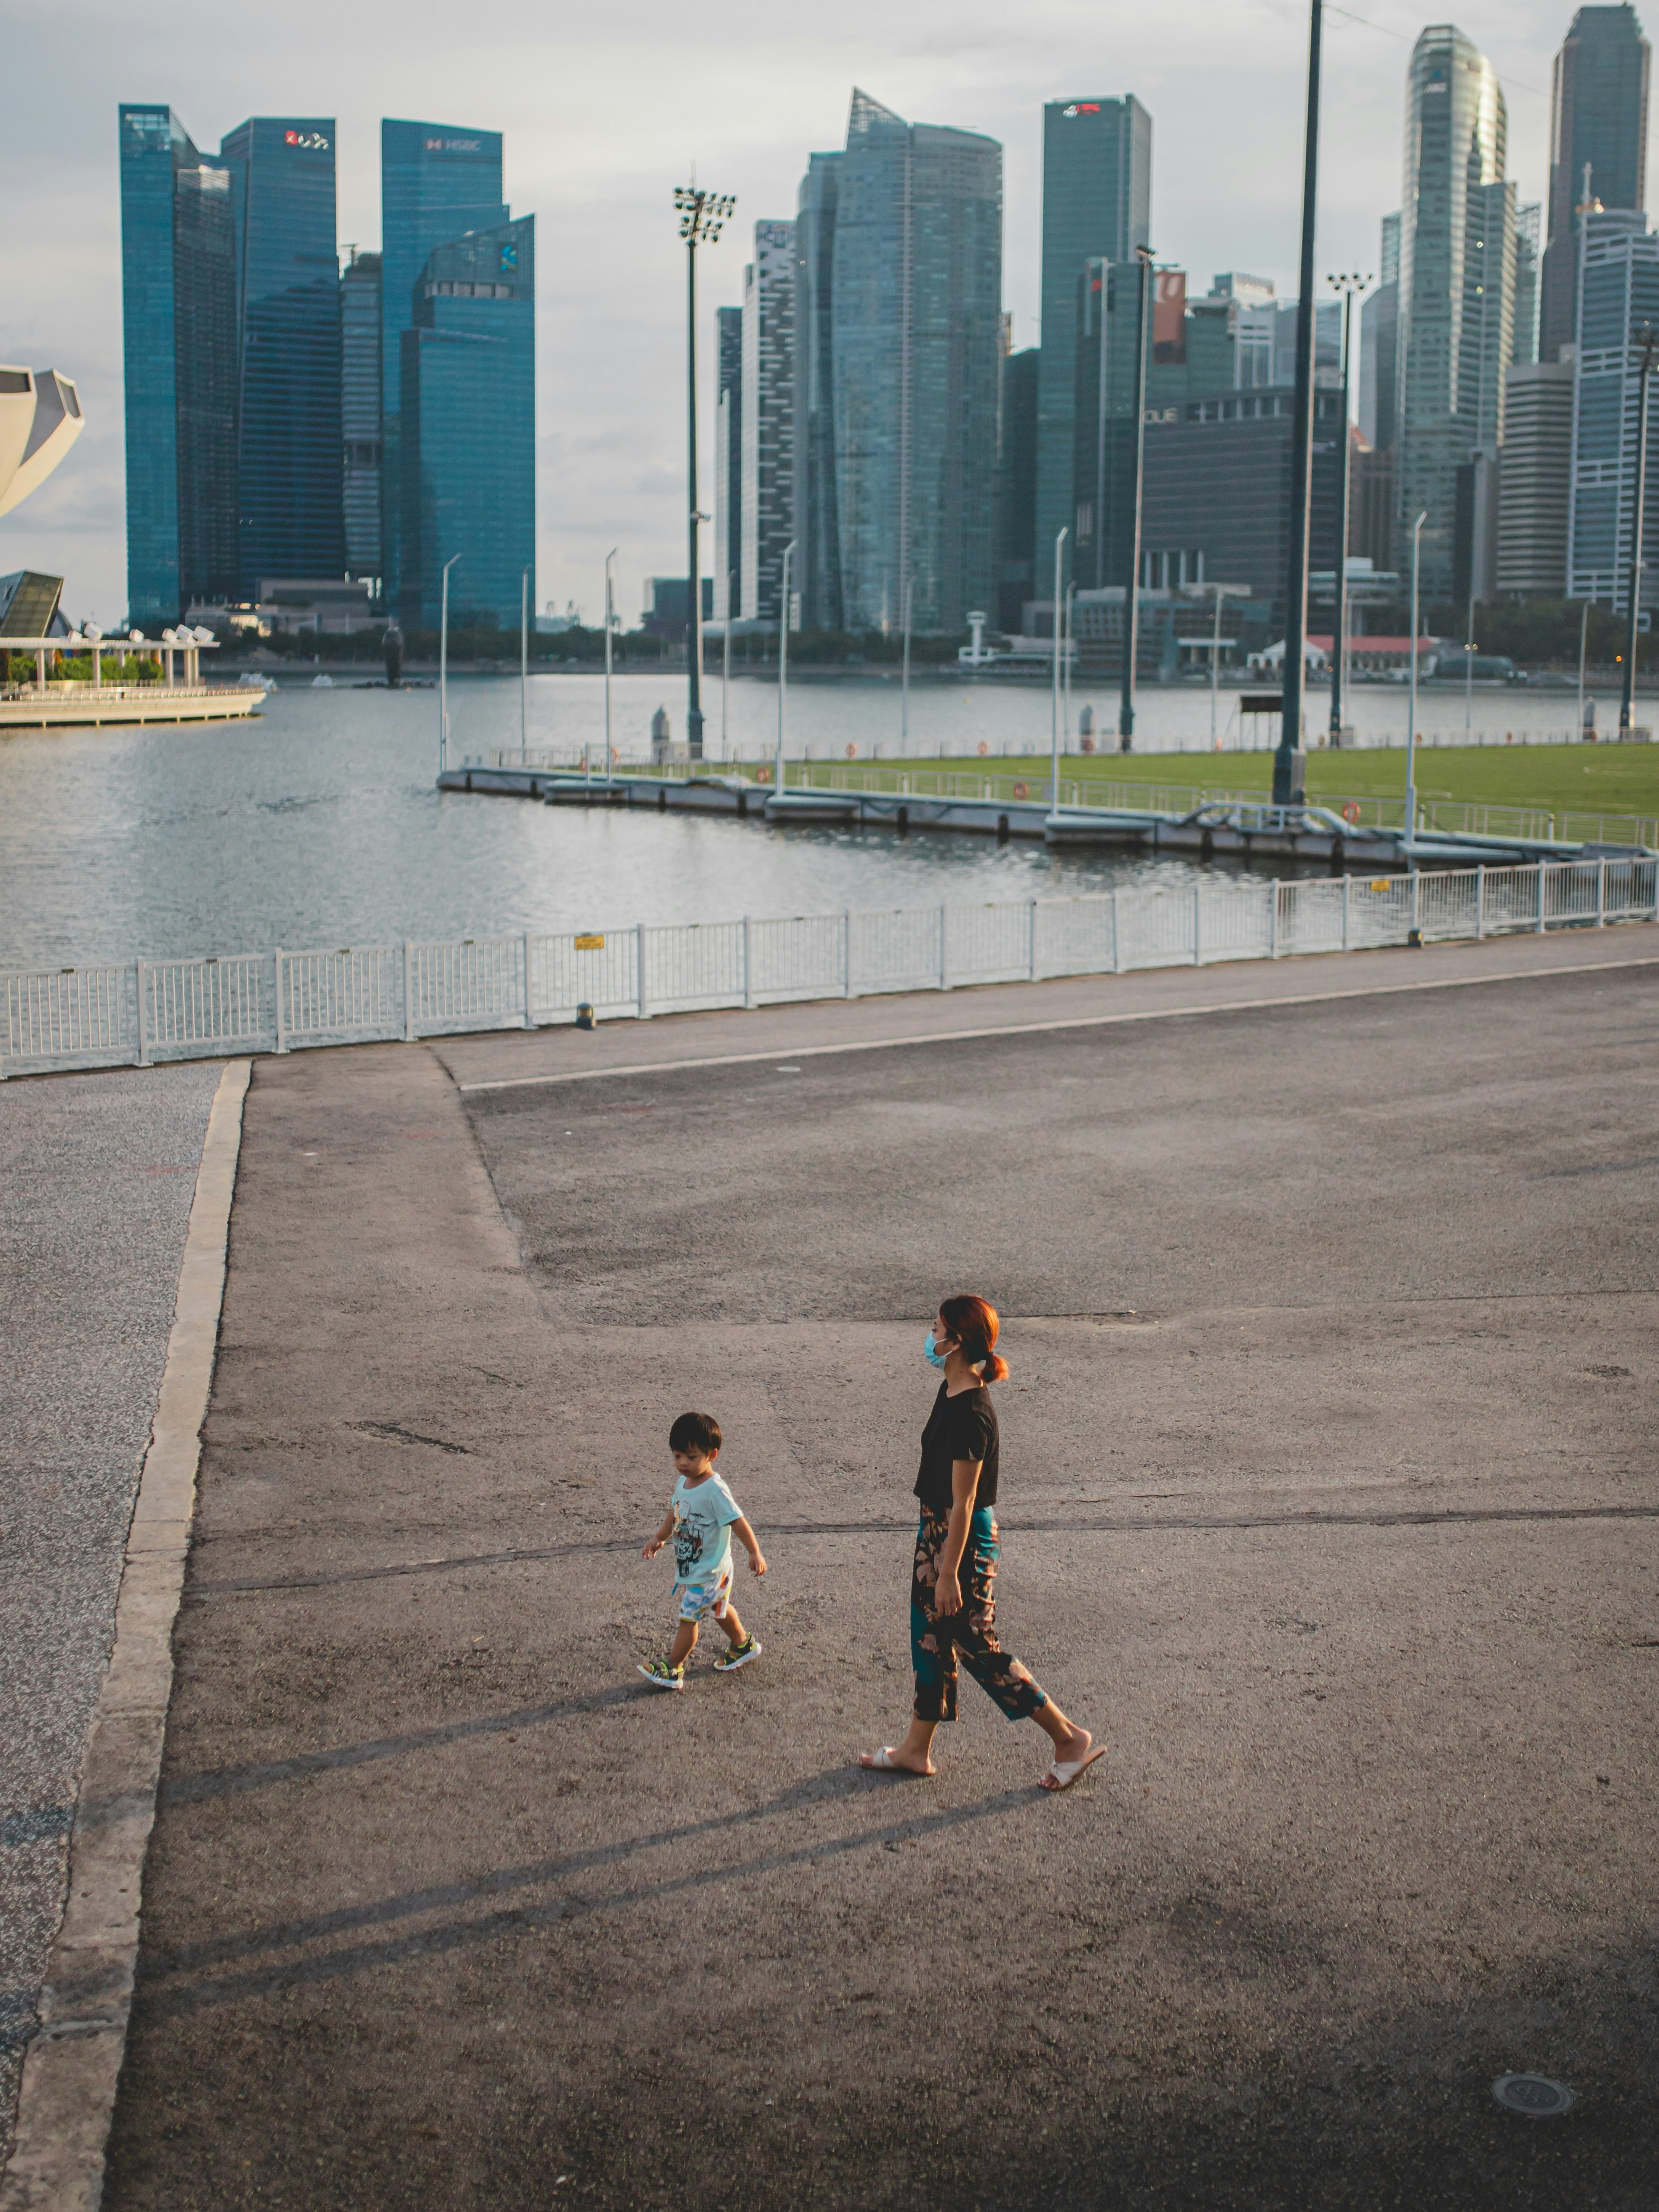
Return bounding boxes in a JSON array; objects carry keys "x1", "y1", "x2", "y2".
[{"x1": 674, "y1": 182, "x2": 735, "y2": 761}]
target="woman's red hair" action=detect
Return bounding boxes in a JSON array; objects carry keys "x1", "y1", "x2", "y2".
[{"x1": 939, "y1": 1294, "x2": 1008, "y2": 1383}]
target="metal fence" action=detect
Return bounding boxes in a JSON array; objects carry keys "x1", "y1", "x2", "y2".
[{"x1": 5, "y1": 859, "x2": 1654, "y2": 1079}]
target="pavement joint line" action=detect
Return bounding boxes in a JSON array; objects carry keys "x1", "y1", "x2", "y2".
[
  {"x1": 0, "y1": 1058, "x2": 250, "y2": 2212},
  {"x1": 181, "y1": 1500, "x2": 1659, "y2": 1599},
  {"x1": 454, "y1": 946, "x2": 1659, "y2": 1092}
]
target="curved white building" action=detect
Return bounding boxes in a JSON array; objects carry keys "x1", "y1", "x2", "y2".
[{"x1": 0, "y1": 367, "x2": 84, "y2": 518}]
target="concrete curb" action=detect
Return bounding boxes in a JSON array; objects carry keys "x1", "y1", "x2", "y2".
[{"x1": 0, "y1": 1059, "x2": 251, "y2": 2212}]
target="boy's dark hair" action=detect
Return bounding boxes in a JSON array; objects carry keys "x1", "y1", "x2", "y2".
[{"x1": 670, "y1": 1410, "x2": 722, "y2": 1457}]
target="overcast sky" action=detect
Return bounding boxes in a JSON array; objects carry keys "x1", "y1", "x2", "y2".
[{"x1": 0, "y1": 0, "x2": 1607, "y2": 627}]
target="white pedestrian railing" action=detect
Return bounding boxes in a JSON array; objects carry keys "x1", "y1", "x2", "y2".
[{"x1": 4, "y1": 859, "x2": 1654, "y2": 1079}]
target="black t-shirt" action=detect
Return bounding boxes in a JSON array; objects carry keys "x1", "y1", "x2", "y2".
[{"x1": 913, "y1": 1382, "x2": 999, "y2": 1512}]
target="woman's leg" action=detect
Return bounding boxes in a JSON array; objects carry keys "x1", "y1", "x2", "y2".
[
  {"x1": 947, "y1": 1522, "x2": 1096, "y2": 1780},
  {"x1": 860, "y1": 1510, "x2": 951, "y2": 1774},
  {"x1": 949, "y1": 1520, "x2": 1049, "y2": 1721}
]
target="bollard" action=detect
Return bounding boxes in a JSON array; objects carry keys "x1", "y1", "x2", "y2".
[{"x1": 575, "y1": 1002, "x2": 595, "y2": 1031}]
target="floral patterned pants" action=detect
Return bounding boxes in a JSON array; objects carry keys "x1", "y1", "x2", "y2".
[{"x1": 911, "y1": 1505, "x2": 1047, "y2": 1725}]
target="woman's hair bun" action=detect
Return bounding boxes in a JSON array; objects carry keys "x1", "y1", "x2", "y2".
[{"x1": 939, "y1": 1294, "x2": 1008, "y2": 1384}]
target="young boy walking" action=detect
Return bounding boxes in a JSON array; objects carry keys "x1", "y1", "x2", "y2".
[{"x1": 639, "y1": 1411, "x2": 766, "y2": 1690}]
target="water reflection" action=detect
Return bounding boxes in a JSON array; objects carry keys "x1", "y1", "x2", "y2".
[{"x1": 0, "y1": 675, "x2": 1429, "y2": 968}]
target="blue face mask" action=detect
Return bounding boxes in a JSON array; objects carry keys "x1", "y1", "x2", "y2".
[{"x1": 924, "y1": 1330, "x2": 950, "y2": 1369}]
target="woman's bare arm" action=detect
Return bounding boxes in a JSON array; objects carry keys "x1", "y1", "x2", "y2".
[{"x1": 933, "y1": 1457, "x2": 982, "y2": 1616}]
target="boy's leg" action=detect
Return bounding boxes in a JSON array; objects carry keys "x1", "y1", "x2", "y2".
[
  {"x1": 668, "y1": 1619, "x2": 698, "y2": 1668},
  {"x1": 717, "y1": 1601, "x2": 746, "y2": 1646}
]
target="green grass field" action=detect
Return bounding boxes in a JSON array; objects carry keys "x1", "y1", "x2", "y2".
[{"x1": 903, "y1": 743, "x2": 1659, "y2": 821}]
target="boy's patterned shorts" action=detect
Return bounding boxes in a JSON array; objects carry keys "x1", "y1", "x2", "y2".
[{"x1": 676, "y1": 1569, "x2": 732, "y2": 1623}]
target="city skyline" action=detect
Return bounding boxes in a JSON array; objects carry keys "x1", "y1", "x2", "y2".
[{"x1": 1, "y1": 0, "x2": 1618, "y2": 627}]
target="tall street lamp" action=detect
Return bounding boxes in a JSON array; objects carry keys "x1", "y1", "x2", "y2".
[
  {"x1": 674, "y1": 181, "x2": 735, "y2": 761},
  {"x1": 520, "y1": 565, "x2": 531, "y2": 765},
  {"x1": 603, "y1": 548, "x2": 617, "y2": 780},
  {"x1": 1050, "y1": 525, "x2": 1069, "y2": 814},
  {"x1": 439, "y1": 554, "x2": 461, "y2": 773},
  {"x1": 775, "y1": 540, "x2": 798, "y2": 792},
  {"x1": 1406, "y1": 509, "x2": 1428, "y2": 844},
  {"x1": 1277, "y1": 0, "x2": 1324, "y2": 806},
  {"x1": 1620, "y1": 324, "x2": 1657, "y2": 736},
  {"x1": 1326, "y1": 270, "x2": 1370, "y2": 748},
  {"x1": 1119, "y1": 246, "x2": 1154, "y2": 752}
]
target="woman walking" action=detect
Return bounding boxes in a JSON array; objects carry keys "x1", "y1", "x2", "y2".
[{"x1": 859, "y1": 1295, "x2": 1103, "y2": 1791}]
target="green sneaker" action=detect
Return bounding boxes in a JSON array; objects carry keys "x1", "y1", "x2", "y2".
[
  {"x1": 713, "y1": 1635, "x2": 762, "y2": 1673},
  {"x1": 638, "y1": 1658, "x2": 686, "y2": 1691}
]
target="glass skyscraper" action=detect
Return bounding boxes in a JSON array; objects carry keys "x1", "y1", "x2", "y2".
[
  {"x1": 380, "y1": 121, "x2": 508, "y2": 609},
  {"x1": 996, "y1": 344, "x2": 1039, "y2": 631},
  {"x1": 399, "y1": 216, "x2": 535, "y2": 630},
  {"x1": 715, "y1": 305, "x2": 742, "y2": 622},
  {"x1": 1035, "y1": 96, "x2": 1152, "y2": 569},
  {"x1": 219, "y1": 117, "x2": 343, "y2": 592},
  {"x1": 1541, "y1": 6, "x2": 1651, "y2": 363},
  {"x1": 1568, "y1": 208, "x2": 1659, "y2": 604},
  {"x1": 1396, "y1": 25, "x2": 1515, "y2": 599},
  {"x1": 794, "y1": 152, "x2": 843, "y2": 631},
  {"x1": 341, "y1": 250, "x2": 383, "y2": 581},
  {"x1": 118, "y1": 105, "x2": 239, "y2": 625},
  {"x1": 741, "y1": 220, "x2": 796, "y2": 622},
  {"x1": 831, "y1": 89, "x2": 1001, "y2": 634}
]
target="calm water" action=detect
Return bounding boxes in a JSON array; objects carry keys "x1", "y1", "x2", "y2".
[{"x1": 0, "y1": 671, "x2": 1590, "y2": 970}]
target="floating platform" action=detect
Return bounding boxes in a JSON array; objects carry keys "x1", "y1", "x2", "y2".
[{"x1": 435, "y1": 765, "x2": 1627, "y2": 870}]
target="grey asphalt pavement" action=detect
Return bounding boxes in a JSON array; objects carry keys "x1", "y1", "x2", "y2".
[
  {"x1": 0, "y1": 1060, "x2": 224, "y2": 2167},
  {"x1": 102, "y1": 949, "x2": 1657, "y2": 2209}
]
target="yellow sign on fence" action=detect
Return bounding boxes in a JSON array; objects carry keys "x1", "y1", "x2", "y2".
[{"x1": 573, "y1": 933, "x2": 605, "y2": 951}]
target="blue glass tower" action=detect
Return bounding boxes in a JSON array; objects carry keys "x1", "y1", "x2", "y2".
[
  {"x1": 831, "y1": 90, "x2": 1001, "y2": 635},
  {"x1": 399, "y1": 217, "x2": 535, "y2": 630},
  {"x1": 380, "y1": 121, "x2": 508, "y2": 608},
  {"x1": 217, "y1": 118, "x2": 343, "y2": 593},
  {"x1": 1036, "y1": 96, "x2": 1152, "y2": 568},
  {"x1": 118, "y1": 105, "x2": 240, "y2": 625}
]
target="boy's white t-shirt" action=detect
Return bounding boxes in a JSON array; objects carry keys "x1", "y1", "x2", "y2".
[{"x1": 671, "y1": 1471, "x2": 743, "y2": 1588}]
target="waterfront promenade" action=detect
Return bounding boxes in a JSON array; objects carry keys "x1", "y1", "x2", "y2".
[{"x1": 3, "y1": 932, "x2": 1656, "y2": 2208}]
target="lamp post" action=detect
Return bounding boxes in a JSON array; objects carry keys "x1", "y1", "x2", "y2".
[
  {"x1": 1277, "y1": 0, "x2": 1324, "y2": 805},
  {"x1": 900, "y1": 574, "x2": 913, "y2": 750},
  {"x1": 1620, "y1": 324, "x2": 1657, "y2": 736},
  {"x1": 673, "y1": 181, "x2": 735, "y2": 761},
  {"x1": 603, "y1": 548, "x2": 617, "y2": 780},
  {"x1": 1326, "y1": 270, "x2": 1370, "y2": 747},
  {"x1": 722, "y1": 568, "x2": 733, "y2": 759},
  {"x1": 1577, "y1": 598, "x2": 1590, "y2": 739},
  {"x1": 1406, "y1": 509, "x2": 1428, "y2": 843},
  {"x1": 776, "y1": 539, "x2": 797, "y2": 793},
  {"x1": 439, "y1": 554, "x2": 460, "y2": 773},
  {"x1": 1050, "y1": 525, "x2": 1068, "y2": 814},
  {"x1": 1183, "y1": 581, "x2": 1251, "y2": 748},
  {"x1": 520, "y1": 566, "x2": 531, "y2": 765},
  {"x1": 1120, "y1": 247, "x2": 1153, "y2": 752}
]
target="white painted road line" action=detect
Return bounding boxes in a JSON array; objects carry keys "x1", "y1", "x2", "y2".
[
  {"x1": 0, "y1": 1059, "x2": 250, "y2": 2212},
  {"x1": 456, "y1": 951, "x2": 1659, "y2": 1094}
]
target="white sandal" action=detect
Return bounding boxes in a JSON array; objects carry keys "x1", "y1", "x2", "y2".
[
  {"x1": 1041, "y1": 1745, "x2": 1107, "y2": 1792},
  {"x1": 859, "y1": 1747, "x2": 935, "y2": 1776}
]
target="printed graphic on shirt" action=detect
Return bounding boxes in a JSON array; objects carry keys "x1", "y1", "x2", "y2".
[{"x1": 669, "y1": 1472, "x2": 743, "y2": 1588}]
